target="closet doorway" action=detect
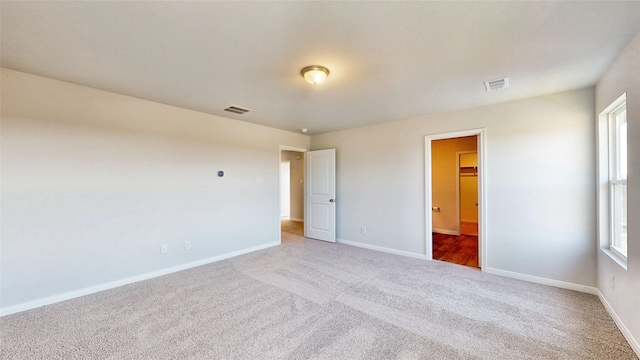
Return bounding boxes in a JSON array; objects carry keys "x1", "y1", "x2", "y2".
[
  {"x1": 425, "y1": 129, "x2": 486, "y2": 270},
  {"x1": 458, "y1": 151, "x2": 478, "y2": 237}
]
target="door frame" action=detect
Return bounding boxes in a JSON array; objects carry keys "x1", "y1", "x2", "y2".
[
  {"x1": 280, "y1": 161, "x2": 291, "y2": 219},
  {"x1": 425, "y1": 129, "x2": 486, "y2": 269},
  {"x1": 456, "y1": 150, "x2": 478, "y2": 234},
  {"x1": 279, "y1": 145, "x2": 308, "y2": 244}
]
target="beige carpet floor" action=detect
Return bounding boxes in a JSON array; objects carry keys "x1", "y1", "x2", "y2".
[{"x1": 0, "y1": 223, "x2": 636, "y2": 359}]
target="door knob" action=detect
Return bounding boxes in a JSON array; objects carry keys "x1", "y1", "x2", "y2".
[{"x1": 329, "y1": 199, "x2": 335, "y2": 202}]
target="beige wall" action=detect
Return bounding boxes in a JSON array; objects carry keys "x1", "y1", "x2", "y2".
[
  {"x1": 431, "y1": 136, "x2": 477, "y2": 233},
  {"x1": 596, "y1": 31, "x2": 640, "y2": 352},
  {"x1": 281, "y1": 150, "x2": 305, "y2": 221},
  {"x1": 0, "y1": 68, "x2": 310, "y2": 312},
  {"x1": 312, "y1": 87, "x2": 596, "y2": 287}
]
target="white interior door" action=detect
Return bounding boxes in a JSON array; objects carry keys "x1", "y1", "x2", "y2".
[{"x1": 305, "y1": 149, "x2": 336, "y2": 242}]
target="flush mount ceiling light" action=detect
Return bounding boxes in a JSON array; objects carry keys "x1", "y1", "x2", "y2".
[{"x1": 301, "y1": 65, "x2": 330, "y2": 85}]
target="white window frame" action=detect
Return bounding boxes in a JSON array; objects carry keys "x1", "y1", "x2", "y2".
[
  {"x1": 597, "y1": 93, "x2": 627, "y2": 268},
  {"x1": 609, "y1": 103, "x2": 627, "y2": 259}
]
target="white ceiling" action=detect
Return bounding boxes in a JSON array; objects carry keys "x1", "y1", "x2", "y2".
[{"x1": 2, "y1": 1, "x2": 640, "y2": 135}]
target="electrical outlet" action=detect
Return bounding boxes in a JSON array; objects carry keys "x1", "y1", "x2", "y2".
[
  {"x1": 185, "y1": 241, "x2": 192, "y2": 250},
  {"x1": 161, "y1": 244, "x2": 167, "y2": 254},
  {"x1": 361, "y1": 227, "x2": 367, "y2": 234}
]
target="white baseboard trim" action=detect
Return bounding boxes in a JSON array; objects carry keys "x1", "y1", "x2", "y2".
[
  {"x1": 432, "y1": 228, "x2": 460, "y2": 236},
  {"x1": 0, "y1": 241, "x2": 280, "y2": 317},
  {"x1": 289, "y1": 218, "x2": 304, "y2": 222},
  {"x1": 337, "y1": 238, "x2": 427, "y2": 260},
  {"x1": 597, "y1": 290, "x2": 640, "y2": 358},
  {"x1": 484, "y1": 267, "x2": 598, "y2": 295}
]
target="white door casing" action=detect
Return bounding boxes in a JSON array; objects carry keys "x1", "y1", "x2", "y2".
[
  {"x1": 280, "y1": 161, "x2": 291, "y2": 218},
  {"x1": 305, "y1": 149, "x2": 336, "y2": 242}
]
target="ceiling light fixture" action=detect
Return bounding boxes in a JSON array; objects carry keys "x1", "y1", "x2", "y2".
[{"x1": 301, "y1": 65, "x2": 330, "y2": 85}]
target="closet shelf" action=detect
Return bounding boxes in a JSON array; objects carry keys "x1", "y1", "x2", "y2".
[{"x1": 460, "y1": 166, "x2": 478, "y2": 176}]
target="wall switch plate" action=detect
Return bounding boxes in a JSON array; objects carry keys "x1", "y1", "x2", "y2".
[
  {"x1": 361, "y1": 227, "x2": 367, "y2": 234},
  {"x1": 185, "y1": 241, "x2": 191, "y2": 250},
  {"x1": 161, "y1": 244, "x2": 167, "y2": 254}
]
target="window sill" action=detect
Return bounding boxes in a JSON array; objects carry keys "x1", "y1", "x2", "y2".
[{"x1": 601, "y1": 248, "x2": 628, "y2": 270}]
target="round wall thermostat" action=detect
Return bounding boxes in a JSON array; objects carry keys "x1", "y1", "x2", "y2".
[{"x1": 217, "y1": 170, "x2": 224, "y2": 177}]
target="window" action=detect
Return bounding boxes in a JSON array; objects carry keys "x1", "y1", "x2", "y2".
[
  {"x1": 598, "y1": 93, "x2": 627, "y2": 266},
  {"x1": 609, "y1": 102, "x2": 627, "y2": 258}
]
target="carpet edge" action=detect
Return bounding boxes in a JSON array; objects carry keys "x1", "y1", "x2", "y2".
[
  {"x1": 0, "y1": 241, "x2": 280, "y2": 317},
  {"x1": 484, "y1": 267, "x2": 597, "y2": 294},
  {"x1": 597, "y1": 290, "x2": 640, "y2": 358},
  {"x1": 337, "y1": 238, "x2": 427, "y2": 260}
]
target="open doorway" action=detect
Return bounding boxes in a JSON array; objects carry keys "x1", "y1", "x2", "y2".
[
  {"x1": 425, "y1": 129, "x2": 486, "y2": 269},
  {"x1": 280, "y1": 149, "x2": 305, "y2": 238},
  {"x1": 431, "y1": 136, "x2": 478, "y2": 267}
]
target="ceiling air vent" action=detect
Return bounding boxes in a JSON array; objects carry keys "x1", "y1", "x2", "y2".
[
  {"x1": 484, "y1": 77, "x2": 509, "y2": 92},
  {"x1": 223, "y1": 105, "x2": 251, "y2": 115}
]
